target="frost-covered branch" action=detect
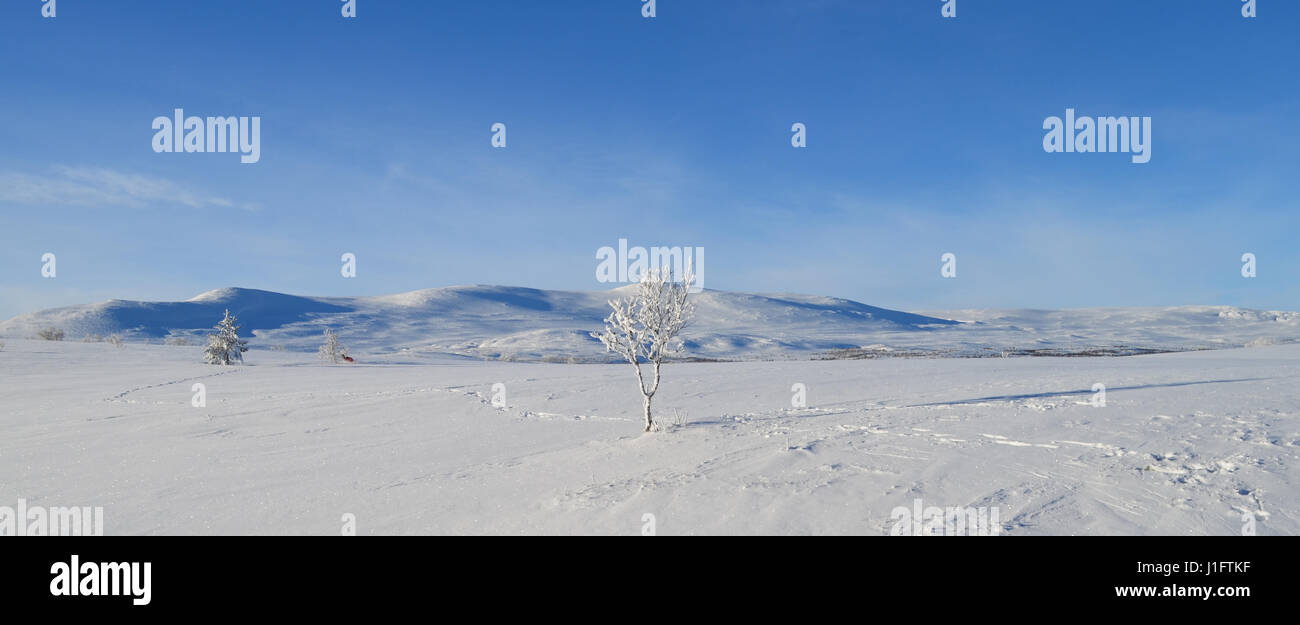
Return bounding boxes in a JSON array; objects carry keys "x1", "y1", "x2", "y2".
[
  {"x1": 597, "y1": 267, "x2": 695, "y2": 432},
  {"x1": 203, "y1": 309, "x2": 248, "y2": 365}
]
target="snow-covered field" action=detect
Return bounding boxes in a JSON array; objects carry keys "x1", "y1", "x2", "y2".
[{"x1": 2, "y1": 338, "x2": 1296, "y2": 535}]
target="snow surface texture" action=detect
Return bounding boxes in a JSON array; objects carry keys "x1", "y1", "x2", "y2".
[
  {"x1": 1, "y1": 339, "x2": 1295, "y2": 535},
  {"x1": 1, "y1": 286, "x2": 1297, "y2": 361}
]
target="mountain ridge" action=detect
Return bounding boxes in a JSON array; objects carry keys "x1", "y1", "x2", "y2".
[{"x1": 2, "y1": 286, "x2": 1296, "y2": 361}]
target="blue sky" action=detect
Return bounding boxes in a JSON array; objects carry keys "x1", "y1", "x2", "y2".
[{"x1": 1, "y1": 0, "x2": 1296, "y2": 319}]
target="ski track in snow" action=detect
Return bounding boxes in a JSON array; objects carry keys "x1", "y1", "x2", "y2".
[
  {"x1": 107, "y1": 368, "x2": 242, "y2": 403},
  {"x1": 1, "y1": 339, "x2": 1297, "y2": 535}
]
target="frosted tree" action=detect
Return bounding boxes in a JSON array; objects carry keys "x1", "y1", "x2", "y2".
[
  {"x1": 318, "y1": 328, "x2": 348, "y2": 364},
  {"x1": 597, "y1": 267, "x2": 695, "y2": 432},
  {"x1": 203, "y1": 309, "x2": 248, "y2": 365}
]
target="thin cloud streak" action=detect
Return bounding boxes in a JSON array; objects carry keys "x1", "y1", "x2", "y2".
[{"x1": 0, "y1": 166, "x2": 255, "y2": 211}]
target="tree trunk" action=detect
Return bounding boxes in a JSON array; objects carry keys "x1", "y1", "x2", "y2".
[
  {"x1": 643, "y1": 360, "x2": 663, "y2": 432},
  {"x1": 643, "y1": 394, "x2": 653, "y2": 432}
]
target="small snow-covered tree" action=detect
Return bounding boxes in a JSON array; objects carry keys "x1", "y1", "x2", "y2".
[
  {"x1": 203, "y1": 309, "x2": 248, "y2": 365},
  {"x1": 318, "y1": 328, "x2": 348, "y2": 364},
  {"x1": 597, "y1": 267, "x2": 695, "y2": 432},
  {"x1": 38, "y1": 327, "x2": 64, "y2": 341}
]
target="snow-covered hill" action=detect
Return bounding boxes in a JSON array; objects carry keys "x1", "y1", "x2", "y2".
[{"x1": 1, "y1": 286, "x2": 1297, "y2": 361}]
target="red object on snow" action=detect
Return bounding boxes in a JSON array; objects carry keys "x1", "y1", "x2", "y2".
[{"x1": 342, "y1": 355, "x2": 355, "y2": 363}]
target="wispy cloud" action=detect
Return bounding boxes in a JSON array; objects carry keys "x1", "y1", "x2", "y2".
[{"x1": 0, "y1": 166, "x2": 254, "y2": 211}]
